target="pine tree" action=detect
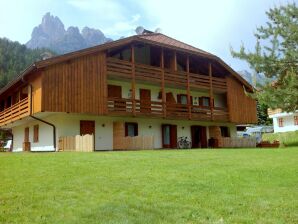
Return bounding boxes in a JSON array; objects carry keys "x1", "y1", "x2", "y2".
[{"x1": 231, "y1": 3, "x2": 298, "y2": 112}]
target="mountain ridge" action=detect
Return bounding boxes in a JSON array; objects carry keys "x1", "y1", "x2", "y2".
[{"x1": 26, "y1": 12, "x2": 112, "y2": 54}]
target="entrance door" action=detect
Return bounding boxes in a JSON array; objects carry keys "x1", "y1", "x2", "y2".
[
  {"x1": 80, "y1": 120, "x2": 95, "y2": 135},
  {"x1": 162, "y1": 124, "x2": 177, "y2": 148},
  {"x1": 191, "y1": 126, "x2": 207, "y2": 148},
  {"x1": 140, "y1": 89, "x2": 151, "y2": 113}
]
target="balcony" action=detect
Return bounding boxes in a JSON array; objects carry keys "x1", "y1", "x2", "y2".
[
  {"x1": 107, "y1": 57, "x2": 227, "y2": 91},
  {"x1": 107, "y1": 97, "x2": 229, "y2": 122},
  {"x1": 0, "y1": 97, "x2": 30, "y2": 126}
]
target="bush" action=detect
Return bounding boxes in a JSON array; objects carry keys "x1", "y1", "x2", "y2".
[{"x1": 262, "y1": 131, "x2": 298, "y2": 147}]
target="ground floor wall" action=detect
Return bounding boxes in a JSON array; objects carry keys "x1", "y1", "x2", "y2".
[{"x1": 11, "y1": 113, "x2": 237, "y2": 151}]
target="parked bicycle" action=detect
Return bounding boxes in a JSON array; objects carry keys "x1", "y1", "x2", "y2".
[{"x1": 177, "y1": 136, "x2": 192, "y2": 149}]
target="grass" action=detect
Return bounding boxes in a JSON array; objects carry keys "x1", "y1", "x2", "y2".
[
  {"x1": 0, "y1": 148, "x2": 298, "y2": 224},
  {"x1": 263, "y1": 130, "x2": 298, "y2": 147}
]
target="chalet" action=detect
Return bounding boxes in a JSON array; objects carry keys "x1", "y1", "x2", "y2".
[
  {"x1": 268, "y1": 109, "x2": 298, "y2": 133},
  {"x1": 0, "y1": 32, "x2": 257, "y2": 151}
]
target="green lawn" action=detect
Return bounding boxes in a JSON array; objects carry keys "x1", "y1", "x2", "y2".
[{"x1": 1, "y1": 148, "x2": 297, "y2": 224}]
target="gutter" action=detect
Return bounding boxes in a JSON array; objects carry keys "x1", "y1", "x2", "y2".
[{"x1": 21, "y1": 77, "x2": 57, "y2": 151}]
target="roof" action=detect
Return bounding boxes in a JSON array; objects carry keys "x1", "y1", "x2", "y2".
[{"x1": 0, "y1": 32, "x2": 253, "y2": 95}]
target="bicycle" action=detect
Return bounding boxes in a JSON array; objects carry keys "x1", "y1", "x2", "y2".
[{"x1": 177, "y1": 136, "x2": 192, "y2": 149}]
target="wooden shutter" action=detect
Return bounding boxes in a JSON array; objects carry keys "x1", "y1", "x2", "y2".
[
  {"x1": 33, "y1": 125, "x2": 39, "y2": 142},
  {"x1": 24, "y1": 127, "x2": 29, "y2": 142}
]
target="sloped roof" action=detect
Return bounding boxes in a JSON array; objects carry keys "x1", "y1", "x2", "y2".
[
  {"x1": 0, "y1": 32, "x2": 253, "y2": 95},
  {"x1": 137, "y1": 33, "x2": 214, "y2": 57}
]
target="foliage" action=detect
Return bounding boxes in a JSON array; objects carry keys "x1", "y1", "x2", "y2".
[
  {"x1": 0, "y1": 149, "x2": 298, "y2": 223},
  {"x1": 263, "y1": 130, "x2": 298, "y2": 146},
  {"x1": 231, "y1": 3, "x2": 298, "y2": 112},
  {"x1": 0, "y1": 37, "x2": 55, "y2": 88},
  {"x1": 257, "y1": 102, "x2": 272, "y2": 125}
]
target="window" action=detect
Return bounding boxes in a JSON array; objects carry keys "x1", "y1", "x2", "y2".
[
  {"x1": 177, "y1": 94, "x2": 188, "y2": 105},
  {"x1": 33, "y1": 125, "x2": 39, "y2": 142},
  {"x1": 278, "y1": 118, "x2": 284, "y2": 127},
  {"x1": 125, "y1": 123, "x2": 138, "y2": 137},
  {"x1": 200, "y1": 97, "x2": 210, "y2": 107},
  {"x1": 220, "y1": 126, "x2": 230, "y2": 137},
  {"x1": 294, "y1": 116, "x2": 298, "y2": 126}
]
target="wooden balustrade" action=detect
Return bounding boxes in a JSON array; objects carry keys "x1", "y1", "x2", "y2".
[
  {"x1": 107, "y1": 97, "x2": 228, "y2": 121},
  {"x1": 0, "y1": 97, "x2": 29, "y2": 126},
  {"x1": 107, "y1": 57, "x2": 227, "y2": 91}
]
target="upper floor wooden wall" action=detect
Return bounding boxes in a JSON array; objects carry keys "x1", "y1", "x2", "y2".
[
  {"x1": 226, "y1": 76, "x2": 257, "y2": 123},
  {"x1": 41, "y1": 52, "x2": 107, "y2": 115}
]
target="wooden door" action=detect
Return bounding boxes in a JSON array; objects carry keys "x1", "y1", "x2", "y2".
[
  {"x1": 108, "y1": 85, "x2": 125, "y2": 110},
  {"x1": 108, "y1": 85, "x2": 122, "y2": 98},
  {"x1": 80, "y1": 120, "x2": 95, "y2": 135},
  {"x1": 170, "y1": 125, "x2": 177, "y2": 148},
  {"x1": 140, "y1": 89, "x2": 151, "y2": 113},
  {"x1": 162, "y1": 124, "x2": 177, "y2": 148},
  {"x1": 200, "y1": 126, "x2": 207, "y2": 148},
  {"x1": 191, "y1": 126, "x2": 207, "y2": 148},
  {"x1": 24, "y1": 127, "x2": 29, "y2": 142}
]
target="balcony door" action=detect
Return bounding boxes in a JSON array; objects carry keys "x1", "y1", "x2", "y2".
[
  {"x1": 140, "y1": 89, "x2": 151, "y2": 113},
  {"x1": 162, "y1": 124, "x2": 177, "y2": 148},
  {"x1": 191, "y1": 126, "x2": 207, "y2": 148},
  {"x1": 108, "y1": 85, "x2": 125, "y2": 111}
]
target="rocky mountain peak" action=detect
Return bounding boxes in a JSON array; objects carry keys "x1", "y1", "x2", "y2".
[{"x1": 26, "y1": 13, "x2": 111, "y2": 54}]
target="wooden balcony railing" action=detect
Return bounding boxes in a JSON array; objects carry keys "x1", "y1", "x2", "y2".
[
  {"x1": 107, "y1": 97, "x2": 229, "y2": 121},
  {"x1": 107, "y1": 57, "x2": 227, "y2": 90},
  {"x1": 0, "y1": 97, "x2": 30, "y2": 126}
]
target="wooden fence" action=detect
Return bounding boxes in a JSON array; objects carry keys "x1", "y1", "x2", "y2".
[
  {"x1": 58, "y1": 134, "x2": 94, "y2": 152},
  {"x1": 115, "y1": 135, "x2": 154, "y2": 150},
  {"x1": 221, "y1": 137, "x2": 256, "y2": 148}
]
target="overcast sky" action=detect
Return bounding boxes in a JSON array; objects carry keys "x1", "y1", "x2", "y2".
[{"x1": 0, "y1": 0, "x2": 294, "y2": 71}]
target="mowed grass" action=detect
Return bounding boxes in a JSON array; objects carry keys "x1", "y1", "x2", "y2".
[{"x1": 0, "y1": 148, "x2": 297, "y2": 224}]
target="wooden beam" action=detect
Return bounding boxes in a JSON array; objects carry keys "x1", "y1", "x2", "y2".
[
  {"x1": 174, "y1": 51, "x2": 177, "y2": 71},
  {"x1": 161, "y1": 48, "x2": 166, "y2": 118},
  {"x1": 131, "y1": 44, "x2": 136, "y2": 116},
  {"x1": 186, "y1": 55, "x2": 191, "y2": 120},
  {"x1": 209, "y1": 62, "x2": 214, "y2": 121}
]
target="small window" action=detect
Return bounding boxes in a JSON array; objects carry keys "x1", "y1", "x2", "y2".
[
  {"x1": 33, "y1": 125, "x2": 39, "y2": 142},
  {"x1": 125, "y1": 122, "x2": 138, "y2": 137},
  {"x1": 220, "y1": 126, "x2": 230, "y2": 137},
  {"x1": 278, "y1": 118, "x2": 283, "y2": 127},
  {"x1": 294, "y1": 116, "x2": 298, "y2": 126}
]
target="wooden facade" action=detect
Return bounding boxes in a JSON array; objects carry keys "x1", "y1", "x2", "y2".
[{"x1": 0, "y1": 34, "x2": 257, "y2": 127}]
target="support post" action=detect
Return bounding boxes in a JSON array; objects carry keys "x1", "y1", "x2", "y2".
[
  {"x1": 186, "y1": 55, "x2": 191, "y2": 120},
  {"x1": 131, "y1": 44, "x2": 136, "y2": 116},
  {"x1": 209, "y1": 63, "x2": 214, "y2": 121},
  {"x1": 174, "y1": 51, "x2": 177, "y2": 71},
  {"x1": 161, "y1": 48, "x2": 166, "y2": 118}
]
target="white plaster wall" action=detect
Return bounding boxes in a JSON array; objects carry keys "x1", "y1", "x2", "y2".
[
  {"x1": 271, "y1": 113, "x2": 298, "y2": 133},
  {"x1": 12, "y1": 120, "x2": 55, "y2": 152}
]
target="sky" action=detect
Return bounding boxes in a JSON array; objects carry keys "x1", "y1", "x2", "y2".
[{"x1": 0, "y1": 0, "x2": 295, "y2": 72}]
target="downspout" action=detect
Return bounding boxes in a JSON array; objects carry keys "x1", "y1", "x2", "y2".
[{"x1": 21, "y1": 76, "x2": 57, "y2": 151}]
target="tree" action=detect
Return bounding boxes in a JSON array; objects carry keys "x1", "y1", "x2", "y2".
[
  {"x1": 257, "y1": 102, "x2": 272, "y2": 125},
  {"x1": 0, "y1": 38, "x2": 55, "y2": 89},
  {"x1": 231, "y1": 3, "x2": 298, "y2": 112}
]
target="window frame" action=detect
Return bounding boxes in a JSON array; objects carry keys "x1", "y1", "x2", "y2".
[
  {"x1": 125, "y1": 122, "x2": 138, "y2": 137},
  {"x1": 294, "y1": 116, "x2": 298, "y2": 126},
  {"x1": 278, "y1": 118, "x2": 284, "y2": 127}
]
